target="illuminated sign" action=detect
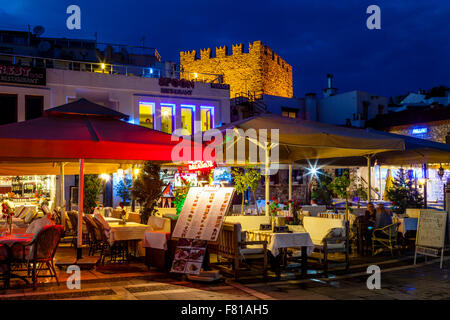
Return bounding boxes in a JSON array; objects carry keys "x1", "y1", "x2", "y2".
[
  {"x1": 0, "y1": 63, "x2": 46, "y2": 86},
  {"x1": 159, "y1": 77, "x2": 195, "y2": 96},
  {"x1": 412, "y1": 127, "x2": 428, "y2": 134},
  {"x1": 187, "y1": 161, "x2": 215, "y2": 172}
]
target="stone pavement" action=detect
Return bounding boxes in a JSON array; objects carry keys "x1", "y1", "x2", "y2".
[{"x1": 1, "y1": 244, "x2": 449, "y2": 300}]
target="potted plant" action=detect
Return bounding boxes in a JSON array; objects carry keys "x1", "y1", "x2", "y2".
[
  {"x1": 386, "y1": 168, "x2": 424, "y2": 215},
  {"x1": 328, "y1": 170, "x2": 352, "y2": 220},
  {"x1": 115, "y1": 177, "x2": 132, "y2": 206},
  {"x1": 131, "y1": 162, "x2": 167, "y2": 224},
  {"x1": 173, "y1": 167, "x2": 192, "y2": 218},
  {"x1": 232, "y1": 168, "x2": 249, "y2": 215},
  {"x1": 84, "y1": 175, "x2": 102, "y2": 214}
]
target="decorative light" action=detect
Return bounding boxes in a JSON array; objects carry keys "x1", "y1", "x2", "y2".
[
  {"x1": 134, "y1": 168, "x2": 140, "y2": 176},
  {"x1": 117, "y1": 167, "x2": 124, "y2": 178},
  {"x1": 99, "y1": 173, "x2": 110, "y2": 181},
  {"x1": 438, "y1": 164, "x2": 445, "y2": 179},
  {"x1": 101, "y1": 63, "x2": 106, "y2": 70},
  {"x1": 194, "y1": 73, "x2": 198, "y2": 79}
]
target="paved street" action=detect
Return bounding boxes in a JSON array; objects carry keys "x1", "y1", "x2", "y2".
[{"x1": 1, "y1": 253, "x2": 449, "y2": 300}]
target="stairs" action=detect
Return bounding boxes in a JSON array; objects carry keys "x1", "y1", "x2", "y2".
[{"x1": 231, "y1": 91, "x2": 267, "y2": 121}]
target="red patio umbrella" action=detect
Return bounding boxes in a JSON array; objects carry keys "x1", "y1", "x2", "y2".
[{"x1": 0, "y1": 98, "x2": 208, "y2": 258}]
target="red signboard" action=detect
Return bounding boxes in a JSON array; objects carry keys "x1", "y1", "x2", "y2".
[{"x1": 186, "y1": 161, "x2": 215, "y2": 172}]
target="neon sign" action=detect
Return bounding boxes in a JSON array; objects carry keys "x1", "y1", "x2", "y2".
[
  {"x1": 187, "y1": 161, "x2": 216, "y2": 171},
  {"x1": 412, "y1": 127, "x2": 428, "y2": 134}
]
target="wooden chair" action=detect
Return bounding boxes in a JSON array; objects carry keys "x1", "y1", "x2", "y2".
[
  {"x1": 372, "y1": 222, "x2": 401, "y2": 256},
  {"x1": 209, "y1": 222, "x2": 268, "y2": 280},
  {"x1": 12, "y1": 225, "x2": 63, "y2": 289},
  {"x1": 127, "y1": 212, "x2": 141, "y2": 224},
  {"x1": 0, "y1": 244, "x2": 10, "y2": 289},
  {"x1": 91, "y1": 218, "x2": 127, "y2": 264},
  {"x1": 303, "y1": 217, "x2": 350, "y2": 276}
]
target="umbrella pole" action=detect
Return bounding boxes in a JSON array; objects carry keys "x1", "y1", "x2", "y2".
[
  {"x1": 289, "y1": 163, "x2": 292, "y2": 215},
  {"x1": 265, "y1": 145, "x2": 270, "y2": 216},
  {"x1": 77, "y1": 159, "x2": 84, "y2": 260},
  {"x1": 60, "y1": 163, "x2": 65, "y2": 230},
  {"x1": 366, "y1": 156, "x2": 372, "y2": 204}
]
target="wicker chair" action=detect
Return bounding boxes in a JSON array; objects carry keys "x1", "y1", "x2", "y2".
[
  {"x1": 11, "y1": 225, "x2": 63, "y2": 289},
  {"x1": 0, "y1": 244, "x2": 10, "y2": 289},
  {"x1": 83, "y1": 215, "x2": 105, "y2": 257},
  {"x1": 91, "y1": 218, "x2": 127, "y2": 264},
  {"x1": 372, "y1": 222, "x2": 401, "y2": 256}
]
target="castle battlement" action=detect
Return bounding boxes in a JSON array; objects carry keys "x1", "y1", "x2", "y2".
[{"x1": 180, "y1": 40, "x2": 293, "y2": 98}]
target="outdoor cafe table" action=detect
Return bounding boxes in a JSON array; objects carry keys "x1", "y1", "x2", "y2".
[
  {"x1": 245, "y1": 227, "x2": 314, "y2": 278},
  {"x1": 104, "y1": 217, "x2": 122, "y2": 223},
  {"x1": 0, "y1": 233, "x2": 34, "y2": 288},
  {"x1": 107, "y1": 222, "x2": 152, "y2": 259},
  {"x1": 142, "y1": 230, "x2": 172, "y2": 270},
  {"x1": 393, "y1": 217, "x2": 418, "y2": 236}
]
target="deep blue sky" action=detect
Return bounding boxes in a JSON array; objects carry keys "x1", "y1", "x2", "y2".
[{"x1": 0, "y1": 0, "x2": 449, "y2": 98}]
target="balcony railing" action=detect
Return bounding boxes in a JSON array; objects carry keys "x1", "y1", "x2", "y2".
[{"x1": 0, "y1": 53, "x2": 224, "y2": 84}]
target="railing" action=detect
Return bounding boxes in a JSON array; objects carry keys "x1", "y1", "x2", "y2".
[
  {"x1": 232, "y1": 91, "x2": 267, "y2": 112},
  {"x1": 0, "y1": 52, "x2": 223, "y2": 83}
]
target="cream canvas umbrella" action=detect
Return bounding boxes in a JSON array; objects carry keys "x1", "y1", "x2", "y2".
[{"x1": 215, "y1": 114, "x2": 405, "y2": 215}]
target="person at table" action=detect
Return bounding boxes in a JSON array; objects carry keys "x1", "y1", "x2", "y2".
[
  {"x1": 310, "y1": 199, "x2": 318, "y2": 206},
  {"x1": 364, "y1": 202, "x2": 377, "y2": 227},
  {"x1": 374, "y1": 203, "x2": 393, "y2": 229}
]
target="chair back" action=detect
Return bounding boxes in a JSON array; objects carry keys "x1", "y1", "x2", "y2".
[
  {"x1": 30, "y1": 225, "x2": 63, "y2": 261},
  {"x1": 209, "y1": 222, "x2": 241, "y2": 258},
  {"x1": 67, "y1": 211, "x2": 79, "y2": 230},
  {"x1": 84, "y1": 215, "x2": 102, "y2": 241},
  {"x1": 127, "y1": 212, "x2": 141, "y2": 223},
  {"x1": 303, "y1": 216, "x2": 346, "y2": 244},
  {"x1": 111, "y1": 209, "x2": 123, "y2": 219}
]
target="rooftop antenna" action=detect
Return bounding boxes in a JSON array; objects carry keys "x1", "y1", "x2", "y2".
[{"x1": 33, "y1": 25, "x2": 45, "y2": 37}]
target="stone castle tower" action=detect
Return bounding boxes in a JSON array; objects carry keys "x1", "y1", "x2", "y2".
[{"x1": 180, "y1": 41, "x2": 293, "y2": 99}]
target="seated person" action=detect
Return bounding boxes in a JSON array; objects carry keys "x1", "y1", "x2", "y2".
[
  {"x1": 364, "y1": 202, "x2": 377, "y2": 227},
  {"x1": 310, "y1": 199, "x2": 318, "y2": 207},
  {"x1": 374, "y1": 204, "x2": 393, "y2": 229}
]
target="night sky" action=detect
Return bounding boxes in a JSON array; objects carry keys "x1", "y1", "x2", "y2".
[{"x1": 0, "y1": 0, "x2": 449, "y2": 98}]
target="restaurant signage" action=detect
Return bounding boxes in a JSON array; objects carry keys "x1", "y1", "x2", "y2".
[
  {"x1": 159, "y1": 77, "x2": 195, "y2": 96},
  {"x1": 210, "y1": 83, "x2": 230, "y2": 90},
  {"x1": 414, "y1": 209, "x2": 447, "y2": 269},
  {"x1": 186, "y1": 160, "x2": 216, "y2": 172},
  {"x1": 172, "y1": 186, "x2": 235, "y2": 241},
  {"x1": 0, "y1": 63, "x2": 46, "y2": 86}
]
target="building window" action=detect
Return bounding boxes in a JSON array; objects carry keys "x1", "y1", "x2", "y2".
[
  {"x1": 139, "y1": 102, "x2": 155, "y2": 129},
  {"x1": 201, "y1": 106, "x2": 214, "y2": 131},
  {"x1": 181, "y1": 105, "x2": 194, "y2": 135},
  {"x1": 281, "y1": 107, "x2": 298, "y2": 119},
  {"x1": 0, "y1": 94, "x2": 17, "y2": 125},
  {"x1": 25, "y1": 95, "x2": 44, "y2": 120},
  {"x1": 161, "y1": 103, "x2": 175, "y2": 134}
]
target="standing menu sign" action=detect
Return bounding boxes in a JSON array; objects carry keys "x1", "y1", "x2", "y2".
[
  {"x1": 172, "y1": 186, "x2": 235, "y2": 241},
  {"x1": 414, "y1": 209, "x2": 447, "y2": 269},
  {"x1": 171, "y1": 186, "x2": 234, "y2": 275}
]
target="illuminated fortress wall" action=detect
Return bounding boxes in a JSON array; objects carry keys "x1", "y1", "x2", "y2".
[{"x1": 180, "y1": 41, "x2": 293, "y2": 98}]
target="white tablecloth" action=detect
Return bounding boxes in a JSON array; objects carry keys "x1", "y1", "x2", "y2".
[
  {"x1": 246, "y1": 228, "x2": 314, "y2": 257},
  {"x1": 142, "y1": 231, "x2": 170, "y2": 250},
  {"x1": 105, "y1": 217, "x2": 121, "y2": 223},
  {"x1": 107, "y1": 222, "x2": 151, "y2": 245},
  {"x1": 393, "y1": 218, "x2": 418, "y2": 236}
]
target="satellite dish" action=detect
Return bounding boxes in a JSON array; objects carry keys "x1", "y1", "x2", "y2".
[
  {"x1": 33, "y1": 25, "x2": 45, "y2": 36},
  {"x1": 38, "y1": 41, "x2": 51, "y2": 52}
]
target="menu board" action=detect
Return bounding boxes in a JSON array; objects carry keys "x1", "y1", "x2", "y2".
[
  {"x1": 170, "y1": 239, "x2": 207, "y2": 275},
  {"x1": 172, "y1": 186, "x2": 235, "y2": 241},
  {"x1": 416, "y1": 210, "x2": 447, "y2": 249}
]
